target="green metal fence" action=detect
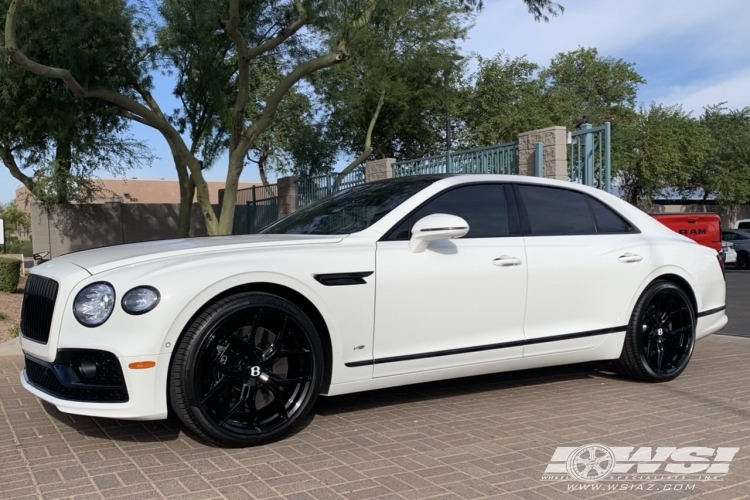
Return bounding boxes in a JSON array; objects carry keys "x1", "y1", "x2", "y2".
[
  {"x1": 393, "y1": 142, "x2": 520, "y2": 177},
  {"x1": 296, "y1": 167, "x2": 366, "y2": 209},
  {"x1": 568, "y1": 123, "x2": 611, "y2": 193}
]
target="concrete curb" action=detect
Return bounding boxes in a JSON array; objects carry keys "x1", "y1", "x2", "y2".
[{"x1": 0, "y1": 337, "x2": 22, "y2": 356}]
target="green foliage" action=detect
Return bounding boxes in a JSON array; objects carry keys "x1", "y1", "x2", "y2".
[
  {"x1": 0, "y1": 258, "x2": 21, "y2": 293},
  {"x1": 458, "y1": 47, "x2": 645, "y2": 151},
  {"x1": 541, "y1": 47, "x2": 644, "y2": 129},
  {"x1": 0, "y1": 241, "x2": 33, "y2": 257},
  {"x1": 318, "y1": 0, "x2": 472, "y2": 161},
  {"x1": 0, "y1": 0, "x2": 153, "y2": 205},
  {"x1": 617, "y1": 104, "x2": 712, "y2": 204},
  {"x1": 9, "y1": 323, "x2": 20, "y2": 338},
  {"x1": 461, "y1": 53, "x2": 549, "y2": 145},
  {"x1": 691, "y1": 105, "x2": 750, "y2": 205},
  {"x1": 0, "y1": 201, "x2": 30, "y2": 239}
]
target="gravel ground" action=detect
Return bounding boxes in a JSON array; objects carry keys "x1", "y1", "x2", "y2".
[{"x1": 0, "y1": 275, "x2": 25, "y2": 344}]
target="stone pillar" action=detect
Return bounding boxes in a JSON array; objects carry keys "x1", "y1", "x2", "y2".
[
  {"x1": 518, "y1": 126, "x2": 568, "y2": 180},
  {"x1": 365, "y1": 158, "x2": 396, "y2": 182},
  {"x1": 277, "y1": 176, "x2": 298, "y2": 218}
]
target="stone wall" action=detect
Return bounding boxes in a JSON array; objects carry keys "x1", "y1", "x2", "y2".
[{"x1": 517, "y1": 126, "x2": 568, "y2": 180}]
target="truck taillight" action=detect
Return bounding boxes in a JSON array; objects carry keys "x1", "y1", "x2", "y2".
[{"x1": 717, "y1": 254, "x2": 725, "y2": 280}]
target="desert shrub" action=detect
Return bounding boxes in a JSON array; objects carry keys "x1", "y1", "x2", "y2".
[{"x1": 0, "y1": 258, "x2": 21, "y2": 293}]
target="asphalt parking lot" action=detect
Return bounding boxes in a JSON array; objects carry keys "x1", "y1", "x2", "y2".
[{"x1": 1, "y1": 273, "x2": 749, "y2": 500}]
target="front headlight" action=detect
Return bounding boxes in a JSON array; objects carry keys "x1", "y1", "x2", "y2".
[
  {"x1": 121, "y1": 286, "x2": 160, "y2": 315},
  {"x1": 73, "y1": 282, "x2": 116, "y2": 327}
]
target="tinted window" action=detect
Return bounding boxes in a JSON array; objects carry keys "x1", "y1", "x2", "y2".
[
  {"x1": 388, "y1": 184, "x2": 508, "y2": 240},
  {"x1": 722, "y1": 232, "x2": 735, "y2": 241},
  {"x1": 735, "y1": 233, "x2": 749, "y2": 240},
  {"x1": 517, "y1": 185, "x2": 596, "y2": 236},
  {"x1": 262, "y1": 177, "x2": 437, "y2": 234},
  {"x1": 588, "y1": 197, "x2": 633, "y2": 233},
  {"x1": 738, "y1": 222, "x2": 750, "y2": 229}
]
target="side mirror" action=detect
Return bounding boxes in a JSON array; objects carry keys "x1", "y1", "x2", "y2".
[{"x1": 409, "y1": 213, "x2": 469, "y2": 253}]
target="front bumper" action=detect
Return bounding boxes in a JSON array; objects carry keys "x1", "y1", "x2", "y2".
[{"x1": 22, "y1": 350, "x2": 172, "y2": 420}]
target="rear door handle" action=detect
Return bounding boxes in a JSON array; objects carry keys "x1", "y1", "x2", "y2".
[
  {"x1": 493, "y1": 255, "x2": 522, "y2": 267},
  {"x1": 618, "y1": 253, "x2": 643, "y2": 263}
]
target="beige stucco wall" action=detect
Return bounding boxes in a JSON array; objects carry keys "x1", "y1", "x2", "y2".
[
  {"x1": 30, "y1": 202, "x2": 219, "y2": 258},
  {"x1": 16, "y1": 179, "x2": 258, "y2": 213}
]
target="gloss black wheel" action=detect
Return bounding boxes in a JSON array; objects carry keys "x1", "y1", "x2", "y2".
[
  {"x1": 736, "y1": 252, "x2": 750, "y2": 270},
  {"x1": 614, "y1": 281, "x2": 695, "y2": 382},
  {"x1": 170, "y1": 292, "x2": 324, "y2": 447}
]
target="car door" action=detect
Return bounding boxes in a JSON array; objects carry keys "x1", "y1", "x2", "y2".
[
  {"x1": 514, "y1": 184, "x2": 652, "y2": 356},
  {"x1": 372, "y1": 183, "x2": 527, "y2": 377}
]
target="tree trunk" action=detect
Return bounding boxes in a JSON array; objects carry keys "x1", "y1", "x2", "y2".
[
  {"x1": 175, "y1": 158, "x2": 194, "y2": 237},
  {"x1": 0, "y1": 145, "x2": 35, "y2": 193},
  {"x1": 334, "y1": 88, "x2": 386, "y2": 189},
  {"x1": 53, "y1": 138, "x2": 73, "y2": 202}
]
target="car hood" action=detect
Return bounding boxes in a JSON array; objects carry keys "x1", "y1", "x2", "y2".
[{"x1": 57, "y1": 234, "x2": 345, "y2": 275}]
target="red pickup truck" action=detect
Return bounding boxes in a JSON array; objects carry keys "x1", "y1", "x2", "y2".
[{"x1": 651, "y1": 213, "x2": 722, "y2": 253}]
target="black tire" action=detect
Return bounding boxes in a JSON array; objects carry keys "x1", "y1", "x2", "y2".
[
  {"x1": 170, "y1": 292, "x2": 324, "y2": 447},
  {"x1": 613, "y1": 280, "x2": 695, "y2": 382},
  {"x1": 735, "y1": 252, "x2": 750, "y2": 270}
]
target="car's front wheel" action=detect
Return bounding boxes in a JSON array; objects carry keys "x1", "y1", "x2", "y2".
[
  {"x1": 170, "y1": 292, "x2": 324, "y2": 447},
  {"x1": 614, "y1": 280, "x2": 696, "y2": 382}
]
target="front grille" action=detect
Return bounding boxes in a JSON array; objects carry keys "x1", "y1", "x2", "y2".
[
  {"x1": 25, "y1": 351, "x2": 129, "y2": 403},
  {"x1": 21, "y1": 275, "x2": 59, "y2": 344}
]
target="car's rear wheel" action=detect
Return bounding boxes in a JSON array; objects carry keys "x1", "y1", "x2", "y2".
[
  {"x1": 614, "y1": 281, "x2": 695, "y2": 382},
  {"x1": 170, "y1": 292, "x2": 324, "y2": 447},
  {"x1": 735, "y1": 252, "x2": 750, "y2": 270}
]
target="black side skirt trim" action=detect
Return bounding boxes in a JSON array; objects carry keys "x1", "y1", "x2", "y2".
[
  {"x1": 345, "y1": 325, "x2": 627, "y2": 367},
  {"x1": 314, "y1": 272, "x2": 374, "y2": 286},
  {"x1": 696, "y1": 305, "x2": 726, "y2": 318}
]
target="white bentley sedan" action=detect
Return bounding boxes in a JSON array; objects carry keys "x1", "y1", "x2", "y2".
[{"x1": 20, "y1": 175, "x2": 727, "y2": 446}]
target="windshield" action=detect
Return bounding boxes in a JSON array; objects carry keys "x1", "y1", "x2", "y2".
[{"x1": 261, "y1": 176, "x2": 440, "y2": 235}]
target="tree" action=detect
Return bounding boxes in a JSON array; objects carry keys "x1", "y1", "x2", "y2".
[
  {"x1": 316, "y1": 0, "x2": 470, "y2": 185},
  {"x1": 617, "y1": 103, "x2": 712, "y2": 205},
  {"x1": 0, "y1": 0, "x2": 152, "y2": 206},
  {"x1": 685, "y1": 104, "x2": 750, "y2": 205},
  {"x1": 541, "y1": 47, "x2": 645, "y2": 130},
  {"x1": 0, "y1": 200, "x2": 30, "y2": 241},
  {"x1": 6, "y1": 0, "x2": 565, "y2": 235},
  {"x1": 460, "y1": 53, "x2": 550, "y2": 146}
]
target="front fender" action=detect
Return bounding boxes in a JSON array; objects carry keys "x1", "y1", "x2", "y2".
[{"x1": 161, "y1": 270, "x2": 340, "y2": 359}]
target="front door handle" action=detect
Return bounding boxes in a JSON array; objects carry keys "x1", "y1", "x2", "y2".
[
  {"x1": 493, "y1": 255, "x2": 522, "y2": 267},
  {"x1": 618, "y1": 253, "x2": 643, "y2": 263}
]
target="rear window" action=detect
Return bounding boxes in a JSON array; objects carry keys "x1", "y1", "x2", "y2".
[
  {"x1": 516, "y1": 185, "x2": 596, "y2": 236},
  {"x1": 739, "y1": 221, "x2": 750, "y2": 230}
]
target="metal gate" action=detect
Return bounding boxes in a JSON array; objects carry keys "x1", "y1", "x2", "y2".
[
  {"x1": 231, "y1": 184, "x2": 279, "y2": 234},
  {"x1": 568, "y1": 123, "x2": 612, "y2": 192}
]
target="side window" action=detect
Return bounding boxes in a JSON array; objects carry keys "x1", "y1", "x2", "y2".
[
  {"x1": 722, "y1": 233, "x2": 734, "y2": 241},
  {"x1": 388, "y1": 184, "x2": 509, "y2": 240},
  {"x1": 736, "y1": 233, "x2": 749, "y2": 240},
  {"x1": 517, "y1": 185, "x2": 596, "y2": 236},
  {"x1": 587, "y1": 197, "x2": 634, "y2": 233},
  {"x1": 738, "y1": 222, "x2": 750, "y2": 230}
]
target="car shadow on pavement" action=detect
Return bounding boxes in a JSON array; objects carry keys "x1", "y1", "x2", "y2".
[
  {"x1": 314, "y1": 362, "x2": 605, "y2": 416},
  {"x1": 38, "y1": 362, "x2": 609, "y2": 447},
  {"x1": 40, "y1": 400, "x2": 187, "y2": 444}
]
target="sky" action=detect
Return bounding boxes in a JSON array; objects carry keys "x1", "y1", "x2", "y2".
[{"x1": 2, "y1": 0, "x2": 749, "y2": 204}]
